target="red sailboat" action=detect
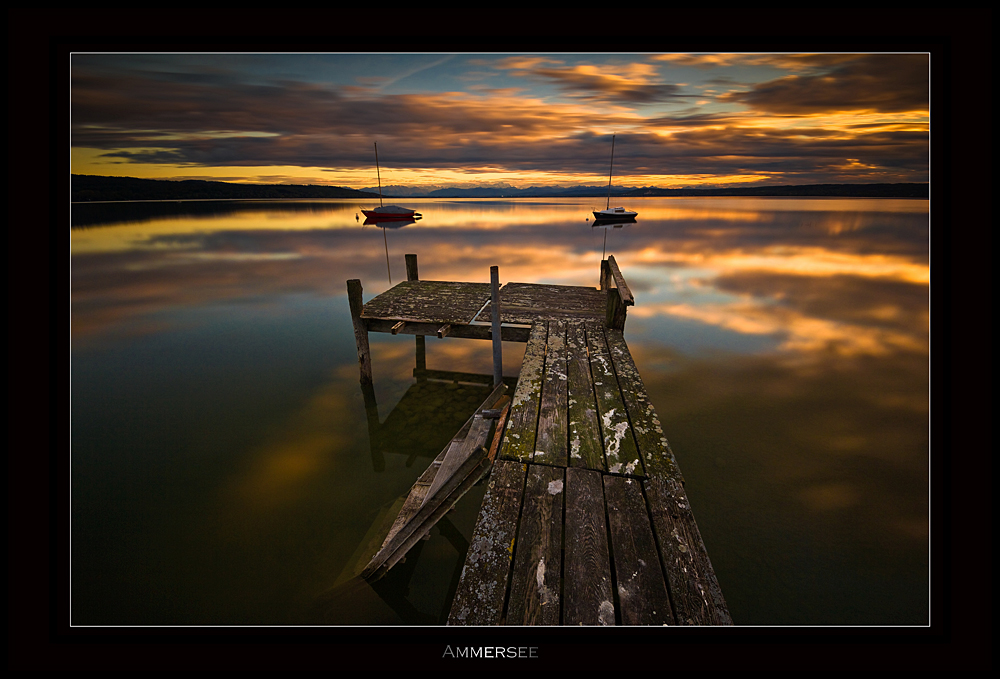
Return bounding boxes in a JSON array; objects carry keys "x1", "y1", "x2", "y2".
[{"x1": 361, "y1": 142, "x2": 421, "y2": 221}]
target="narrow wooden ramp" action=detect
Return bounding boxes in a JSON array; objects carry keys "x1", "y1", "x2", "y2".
[
  {"x1": 448, "y1": 320, "x2": 732, "y2": 625},
  {"x1": 361, "y1": 383, "x2": 508, "y2": 582}
]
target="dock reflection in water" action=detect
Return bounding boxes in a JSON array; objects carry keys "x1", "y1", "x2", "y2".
[{"x1": 316, "y1": 345, "x2": 510, "y2": 625}]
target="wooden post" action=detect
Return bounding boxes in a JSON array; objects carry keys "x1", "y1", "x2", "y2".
[
  {"x1": 600, "y1": 259, "x2": 611, "y2": 292},
  {"x1": 406, "y1": 254, "x2": 423, "y2": 375},
  {"x1": 606, "y1": 288, "x2": 625, "y2": 330},
  {"x1": 347, "y1": 279, "x2": 373, "y2": 384},
  {"x1": 491, "y1": 265, "x2": 503, "y2": 387},
  {"x1": 605, "y1": 255, "x2": 631, "y2": 331},
  {"x1": 405, "y1": 253, "x2": 419, "y2": 282}
]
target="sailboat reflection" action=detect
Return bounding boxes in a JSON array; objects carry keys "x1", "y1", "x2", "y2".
[
  {"x1": 591, "y1": 218, "x2": 631, "y2": 260},
  {"x1": 364, "y1": 216, "x2": 422, "y2": 284},
  {"x1": 362, "y1": 215, "x2": 421, "y2": 228},
  {"x1": 591, "y1": 218, "x2": 632, "y2": 229}
]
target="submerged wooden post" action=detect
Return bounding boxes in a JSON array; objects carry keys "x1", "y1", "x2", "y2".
[
  {"x1": 491, "y1": 265, "x2": 502, "y2": 387},
  {"x1": 347, "y1": 279, "x2": 372, "y2": 384},
  {"x1": 415, "y1": 336, "x2": 426, "y2": 378},
  {"x1": 360, "y1": 380, "x2": 384, "y2": 472}
]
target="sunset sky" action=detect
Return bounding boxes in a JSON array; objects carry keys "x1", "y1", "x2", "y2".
[{"x1": 71, "y1": 52, "x2": 930, "y2": 190}]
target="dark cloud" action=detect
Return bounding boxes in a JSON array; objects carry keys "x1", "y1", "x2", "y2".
[
  {"x1": 720, "y1": 54, "x2": 928, "y2": 114},
  {"x1": 72, "y1": 57, "x2": 929, "y2": 185},
  {"x1": 526, "y1": 66, "x2": 686, "y2": 103}
]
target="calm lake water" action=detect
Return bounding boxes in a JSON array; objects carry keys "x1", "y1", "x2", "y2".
[{"x1": 70, "y1": 196, "x2": 929, "y2": 626}]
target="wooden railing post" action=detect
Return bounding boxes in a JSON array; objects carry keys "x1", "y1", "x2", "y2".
[
  {"x1": 606, "y1": 288, "x2": 624, "y2": 330},
  {"x1": 603, "y1": 256, "x2": 633, "y2": 331},
  {"x1": 405, "y1": 253, "x2": 419, "y2": 282},
  {"x1": 347, "y1": 279, "x2": 373, "y2": 384}
]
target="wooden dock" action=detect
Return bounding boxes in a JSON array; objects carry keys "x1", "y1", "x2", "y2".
[{"x1": 347, "y1": 255, "x2": 731, "y2": 626}]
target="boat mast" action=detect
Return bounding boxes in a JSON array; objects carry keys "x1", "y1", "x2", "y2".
[
  {"x1": 606, "y1": 133, "x2": 616, "y2": 210},
  {"x1": 374, "y1": 142, "x2": 384, "y2": 208}
]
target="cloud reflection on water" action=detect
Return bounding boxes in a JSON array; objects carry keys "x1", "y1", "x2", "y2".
[
  {"x1": 72, "y1": 197, "x2": 929, "y2": 362},
  {"x1": 71, "y1": 196, "x2": 929, "y2": 624}
]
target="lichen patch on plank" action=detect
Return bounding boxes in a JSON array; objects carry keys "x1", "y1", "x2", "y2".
[{"x1": 499, "y1": 322, "x2": 547, "y2": 462}]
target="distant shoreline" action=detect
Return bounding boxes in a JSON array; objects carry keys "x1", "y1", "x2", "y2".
[{"x1": 71, "y1": 174, "x2": 929, "y2": 202}]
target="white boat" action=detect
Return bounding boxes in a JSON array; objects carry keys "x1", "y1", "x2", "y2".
[
  {"x1": 593, "y1": 133, "x2": 637, "y2": 221},
  {"x1": 361, "y1": 142, "x2": 421, "y2": 221}
]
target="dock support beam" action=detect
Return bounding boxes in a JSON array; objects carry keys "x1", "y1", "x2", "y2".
[
  {"x1": 407, "y1": 254, "x2": 426, "y2": 377},
  {"x1": 491, "y1": 265, "x2": 503, "y2": 387},
  {"x1": 600, "y1": 259, "x2": 612, "y2": 293},
  {"x1": 606, "y1": 289, "x2": 626, "y2": 331},
  {"x1": 347, "y1": 279, "x2": 373, "y2": 384}
]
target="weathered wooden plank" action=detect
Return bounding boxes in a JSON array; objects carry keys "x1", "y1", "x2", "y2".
[
  {"x1": 380, "y1": 447, "x2": 448, "y2": 549},
  {"x1": 411, "y1": 368, "x2": 495, "y2": 385},
  {"x1": 585, "y1": 321, "x2": 642, "y2": 477},
  {"x1": 534, "y1": 320, "x2": 568, "y2": 466},
  {"x1": 506, "y1": 465, "x2": 564, "y2": 625},
  {"x1": 422, "y1": 414, "x2": 493, "y2": 507},
  {"x1": 498, "y1": 321, "x2": 546, "y2": 462},
  {"x1": 362, "y1": 280, "x2": 491, "y2": 325},
  {"x1": 566, "y1": 321, "x2": 604, "y2": 472},
  {"x1": 486, "y1": 400, "x2": 511, "y2": 462},
  {"x1": 604, "y1": 328, "x2": 680, "y2": 480},
  {"x1": 366, "y1": 318, "x2": 530, "y2": 343},
  {"x1": 563, "y1": 467, "x2": 615, "y2": 626},
  {"x1": 645, "y1": 476, "x2": 733, "y2": 625},
  {"x1": 448, "y1": 460, "x2": 527, "y2": 625},
  {"x1": 476, "y1": 283, "x2": 605, "y2": 325},
  {"x1": 363, "y1": 446, "x2": 491, "y2": 580},
  {"x1": 604, "y1": 475, "x2": 673, "y2": 625}
]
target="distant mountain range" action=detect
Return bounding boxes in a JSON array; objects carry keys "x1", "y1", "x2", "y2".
[
  {"x1": 368, "y1": 183, "x2": 929, "y2": 198},
  {"x1": 72, "y1": 174, "x2": 929, "y2": 202}
]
